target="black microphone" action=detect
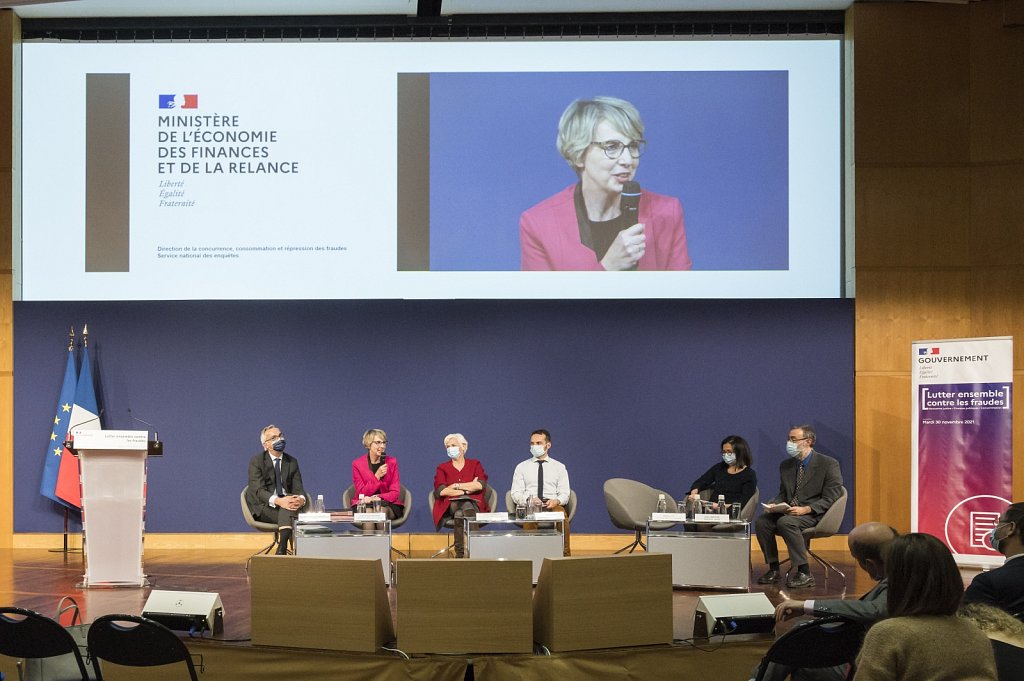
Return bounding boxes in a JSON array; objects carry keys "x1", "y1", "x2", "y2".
[
  {"x1": 620, "y1": 180, "x2": 641, "y2": 221},
  {"x1": 128, "y1": 409, "x2": 164, "y2": 457},
  {"x1": 620, "y1": 181, "x2": 642, "y2": 271},
  {"x1": 62, "y1": 412, "x2": 103, "y2": 453}
]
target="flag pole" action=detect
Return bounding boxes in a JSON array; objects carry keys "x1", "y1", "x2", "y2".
[{"x1": 48, "y1": 326, "x2": 83, "y2": 557}]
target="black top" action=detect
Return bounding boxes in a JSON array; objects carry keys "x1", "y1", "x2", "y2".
[
  {"x1": 368, "y1": 454, "x2": 384, "y2": 475},
  {"x1": 573, "y1": 183, "x2": 631, "y2": 261},
  {"x1": 688, "y1": 463, "x2": 757, "y2": 507}
]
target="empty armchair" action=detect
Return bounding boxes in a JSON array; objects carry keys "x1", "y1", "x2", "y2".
[{"x1": 603, "y1": 478, "x2": 677, "y2": 554}]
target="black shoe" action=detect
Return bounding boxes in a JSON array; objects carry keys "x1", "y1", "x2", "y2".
[
  {"x1": 757, "y1": 569, "x2": 781, "y2": 584},
  {"x1": 787, "y1": 572, "x2": 816, "y2": 588}
]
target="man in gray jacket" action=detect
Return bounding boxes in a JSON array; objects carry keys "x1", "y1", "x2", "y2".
[{"x1": 755, "y1": 522, "x2": 897, "y2": 681}]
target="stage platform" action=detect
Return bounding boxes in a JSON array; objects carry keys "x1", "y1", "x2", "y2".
[{"x1": 0, "y1": 544, "x2": 878, "y2": 681}]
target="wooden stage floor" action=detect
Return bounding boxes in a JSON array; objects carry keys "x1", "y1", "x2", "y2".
[{"x1": 0, "y1": 546, "x2": 875, "y2": 643}]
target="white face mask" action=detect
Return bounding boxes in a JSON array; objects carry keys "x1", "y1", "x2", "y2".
[
  {"x1": 722, "y1": 452, "x2": 737, "y2": 465},
  {"x1": 530, "y1": 444, "x2": 546, "y2": 459},
  {"x1": 446, "y1": 446, "x2": 460, "y2": 460},
  {"x1": 786, "y1": 440, "x2": 801, "y2": 458}
]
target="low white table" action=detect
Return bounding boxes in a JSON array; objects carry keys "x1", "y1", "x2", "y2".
[
  {"x1": 464, "y1": 515, "x2": 564, "y2": 583},
  {"x1": 646, "y1": 519, "x2": 751, "y2": 590},
  {"x1": 293, "y1": 518, "x2": 392, "y2": 585}
]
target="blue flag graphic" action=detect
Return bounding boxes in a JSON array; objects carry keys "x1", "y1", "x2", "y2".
[{"x1": 40, "y1": 348, "x2": 77, "y2": 507}]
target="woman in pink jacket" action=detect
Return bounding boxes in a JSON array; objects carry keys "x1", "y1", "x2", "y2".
[
  {"x1": 351, "y1": 428, "x2": 403, "y2": 520},
  {"x1": 520, "y1": 96, "x2": 691, "y2": 271}
]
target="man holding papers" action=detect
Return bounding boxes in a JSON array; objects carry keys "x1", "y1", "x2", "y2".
[{"x1": 754, "y1": 424, "x2": 843, "y2": 588}]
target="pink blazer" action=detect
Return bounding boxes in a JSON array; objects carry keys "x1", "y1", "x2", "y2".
[
  {"x1": 519, "y1": 184, "x2": 692, "y2": 271},
  {"x1": 351, "y1": 454, "x2": 402, "y2": 507}
]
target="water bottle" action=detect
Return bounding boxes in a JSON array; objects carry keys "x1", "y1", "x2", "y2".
[
  {"x1": 717, "y1": 494, "x2": 726, "y2": 514},
  {"x1": 656, "y1": 494, "x2": 668, "y2": 514},
  {"x1": 315, "y1": 494, "x2": 325, "y2": 514},
  {"x1": 357, "y1": 494, "x2": 366, "y2": 513}
]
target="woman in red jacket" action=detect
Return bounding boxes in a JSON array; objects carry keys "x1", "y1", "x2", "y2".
[
  {"x1": 431, "y1": 433, "x2": 490, "y2": 558},
  {"x1": 351, "y1": 428, "x2": 404, "y2": 520}
]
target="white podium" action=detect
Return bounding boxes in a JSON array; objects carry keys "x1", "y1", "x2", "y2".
[{"x1": 74, "y1": 429, "x2": 149, "y2": 587}]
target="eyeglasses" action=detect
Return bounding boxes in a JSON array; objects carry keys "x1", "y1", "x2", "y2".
[
  {"x1": 788, "y1": 436, "x2": 811, "y2": 443},
  {"x1": 591, "y1": 139, "x2": 646, "y2": 159},
  {"x1": 371, "y1": 440, "x2": 387, "y2": 446},
  {"x1": 263, "y1": 433, "x2": 283, "y2": 443}
]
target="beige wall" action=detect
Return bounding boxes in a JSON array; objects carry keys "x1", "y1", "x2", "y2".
[
  {"x1": 851, "y1": 1, "x2": 1024, "y2": 529},
  {"x1": 1, "y1": 3, "x2": 1023, "y2": 545}
]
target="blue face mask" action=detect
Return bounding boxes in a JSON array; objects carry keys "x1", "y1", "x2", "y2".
[
  {"x1": 446, "y1": 446, "x2": 460, "y2": 460},
  {"x1": 785, "y1": 440, "x2": 800, "y2": 458},
  {"x1": 987, "y1": 523, "x2": 1012, "y2": 553},
  {"x1": 722, "y1": 452, "x2": 737, "y2": 465},
  {"x1": 271, "y1": 438, "x2": 286, "y2": 452}
]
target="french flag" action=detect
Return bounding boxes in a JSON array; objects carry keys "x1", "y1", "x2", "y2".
[{"x1": 158, "y1": 94, "x2": 199, "y2": 109}]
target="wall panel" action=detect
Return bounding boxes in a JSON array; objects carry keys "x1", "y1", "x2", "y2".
[
  {"x1": 851, "y1": 3, "x2": 970, "y2": 166},
  {"x1": 855, "y1": 166, "x2": 970, "y2": 269},
  {"x1": 852, "y1": 0, "x2": 1024, "y2": 529}
]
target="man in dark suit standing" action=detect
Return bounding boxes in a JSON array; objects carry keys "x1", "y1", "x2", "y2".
[
  {"x1": 964, "y1": 501, "x2": 1024, "y2": 619},
  {"x1": 246, "y1": 424, "x2": 306, "y2": 555},
  {"x1": 755, "y1": 424, "x2": 843, "y2": 588}
]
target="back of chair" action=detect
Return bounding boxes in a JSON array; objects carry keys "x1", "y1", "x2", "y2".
[
  {"x1": 741, "y1": 487, "x2": 760, "y2": 522},
  {"x1": 992, "y1": 638, "x2": 1024, "y2": 681},
  {"x1": 603, "y1": 478, "x2": 675, "y2": 532},
  {"x1": 341, "y1": 484, "x2": 356, "y2": 508},
  {"x1": 391, "y1": 485, "x2": 414, "y2": 529},
  {"x1": 755, "y1": 616, "x2": 864, "y2": 680},
  {"x1": 240, "y1": 487, "x2": 276, "y2": 532},
  {"x1": 805, "y1": 486, "x2": 848, "y2": 540},
  {"x1": 0, "y1": 607, "x2": 90, "y2": 680},
  {"x1": 483, "y1": 485, "x2": 499, "y2": 514},
  {"x1": 564, "y1": 489, "x2": 578, "y2": 522},
  {"x1": 88, "y1": 614, "x2": 198, "y2": 681}
]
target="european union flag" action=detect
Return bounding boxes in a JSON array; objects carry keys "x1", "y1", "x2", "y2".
[{"x1": 39, "y1": 346, "x2": 77, "y2": 507}]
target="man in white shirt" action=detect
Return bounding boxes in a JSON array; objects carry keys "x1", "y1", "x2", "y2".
[{"x1": 510, "y1": 428, "x2": 572, "y2": 555}]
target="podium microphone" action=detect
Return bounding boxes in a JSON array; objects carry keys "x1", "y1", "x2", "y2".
[
  {"x1": 62, "y1": 413, "x2": 103, "y2": 453},
  {"x1": 129, "y1": 409, "x2": 164, "y2": 457}
]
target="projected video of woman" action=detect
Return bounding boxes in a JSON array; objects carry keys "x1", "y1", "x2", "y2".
[{"x1": 519, "y1": 96, "x2": 692, "y2": 272}]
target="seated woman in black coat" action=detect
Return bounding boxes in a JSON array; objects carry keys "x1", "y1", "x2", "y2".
[{"x1": 686, "y1": 434, "x2": 757, "y2": 513}]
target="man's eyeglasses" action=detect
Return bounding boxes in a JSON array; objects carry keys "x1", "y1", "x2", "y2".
[
  {"x1": 591, "y1": 139, "x2": 646, "y2": 160},
  {"x1": 263, "y1": 434, "x2": 283, "y2": 444},
  {"x1": 788, "y1": 436, "x2": 811, "y2": 443}
]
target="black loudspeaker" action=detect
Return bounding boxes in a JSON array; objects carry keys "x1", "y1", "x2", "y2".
[
  {"x1": 693, "y1": 593, "x2": 775, "y2": 638},
  {"x1": 142, "y1": 590, "x2": 224, "y2": 635}
]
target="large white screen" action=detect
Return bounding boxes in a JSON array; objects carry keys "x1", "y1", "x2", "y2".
[{"x1": 20, "y1": 39, "x2": 841, "y2": 300}]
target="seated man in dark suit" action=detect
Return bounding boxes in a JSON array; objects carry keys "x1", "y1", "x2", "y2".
[
  {"x1": 964, "y1": 501, "x2": 1024, "y2": 619},
  {"x1": 245, "y1": 424, "x2": 306, "y2": 555},
  {"x1": 755, "y1": 522, "x2": 899, "y2": 681},
  {"x1": 755, "y1": 424, "x2": 844, "y2": 588}
]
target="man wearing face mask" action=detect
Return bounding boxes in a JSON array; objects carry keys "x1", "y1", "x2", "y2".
[
  {"x1": 431, "y1": 433, "x2": 490, "y2": 558},
  {"x1": 754, "y1": 424, "x2": 843, "y2": 588},
  {"x1": 510, "y1": 429, "x2": 572, "y2": 556},
  {"x1": 964, "y1": 502, "x2": 1024, "y2": 619},
  {"x1": 245, "y1": 424, "x2": 306, "y2": 555}
]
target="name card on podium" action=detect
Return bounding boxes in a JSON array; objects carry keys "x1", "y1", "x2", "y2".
[{"x1": 73, "y1": 429, "x2": 148, "y2": 450}]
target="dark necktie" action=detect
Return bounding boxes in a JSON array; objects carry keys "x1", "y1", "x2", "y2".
[
  {"x1": 274, "y1": 457, "x2": 284, "y2": 497},
  {"x1": 790, "y1": 462, "x2": 805, "y2": 506},
  {"x1": 536, "y1": 460, "x2": 546, "y2": 501}
]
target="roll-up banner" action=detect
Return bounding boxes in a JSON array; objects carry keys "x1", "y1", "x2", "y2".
[{"x1": 912, "y1": 336, "x2": 1013, "y2": 567}]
